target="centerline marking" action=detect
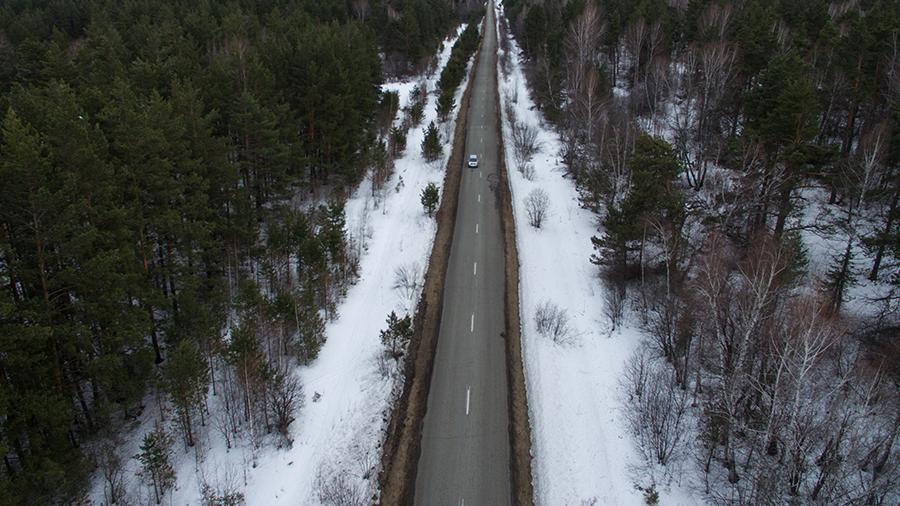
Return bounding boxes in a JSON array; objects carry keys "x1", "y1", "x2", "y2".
[
  {"x1": 474, "y1": 262, "x2": 477, "y2": 276},
  {"x1": 470, "y1": 313, "x2": 474, "y2": 333},
  {"x1": 478, "y1": 194, "x2": 481, "y2": 203},
  {"x1": 475, "y1": 223, "x2": 479, "y2": 234},
  {"x1": 466, "y1": 386, "x2": 471, "y2": 415}
]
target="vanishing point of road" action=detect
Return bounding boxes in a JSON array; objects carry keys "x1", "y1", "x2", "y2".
[{"x1": 414, "y1": 2, "x2": 512, "y2": 505}]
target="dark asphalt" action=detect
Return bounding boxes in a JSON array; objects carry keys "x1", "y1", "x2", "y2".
[{"x1": 414, "y1": 3, "x2": 511, "y2": 505}]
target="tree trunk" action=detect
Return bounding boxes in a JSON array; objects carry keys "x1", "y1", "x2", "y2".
[
  {"x1": 185, "y1": 410, "x2": 194, "y2": 447},
  {"x1": 774, "y1": 180, "x2": 793, "y2": 239},
  {"x1": 831, "y1": 238, "x2": 854, "y2": 313},
  {"x1": 3, "y1": 454, "x2": 15, "y2": 476},
  {"x1": 724, "y1": 431, "x2": 739, "y2": 484},
  {"x1": 152, "y1": 472, "x2": 161, "y2": 505},
  {"x1": 870, "y1": 184, "x2": 898, "y2": 280},
  {"x1": 72, "y1": 376, "x2": 95, "y2": 431},
  {"x1": 147, "y1": 305, "x2": 163, "y2": 365}
]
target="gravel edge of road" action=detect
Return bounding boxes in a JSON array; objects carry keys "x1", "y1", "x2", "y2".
[
  {"x1": 491, "y1": 29, "x2": 536, "y2": 506},
  {"x1": 377, "y1": 29, "x2": 485, "y2": 506}
]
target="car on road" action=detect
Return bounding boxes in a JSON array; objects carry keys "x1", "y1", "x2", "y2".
[{"x1": 468, "y1": 154, "x2": 478, "y2": 168}]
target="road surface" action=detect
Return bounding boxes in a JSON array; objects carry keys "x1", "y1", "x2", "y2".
[{"x1": 414, "y1": 3, "x2": 511, "y2": 505}]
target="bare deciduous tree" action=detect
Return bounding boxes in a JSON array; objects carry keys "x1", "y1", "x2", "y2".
[
  {"x1": 95, "y1": 439, "x2": 128, "y2": 505},
  {"x1": 512, "y1": 120, "x2": 542, "y2": 175},
  {"x1": 592, "y1": 108, "x2": 636, "y2": 210},
  {"x1": 624, "y1": 18, "x2": 648, "y2": 85},
  {"x1": 563, "y1": 2, "x2": 607, "y2": 175},
  {"x1": 603, "y1": 273, "x2": 627, "y2": 332},
  {"x1": 691, "y1": 40, "x2": 735, "y2": 189},
  {"x1": 622, "y1": 350, "x2": 691, "y2": 469},
  {"x1": 565, "y1": 2, "x2": 604, "y2": 91},
  {"x1": 671, "y1": 4, "x2": 735, "y2": 191},
  {"x1": 392, "y1": 262, "x2": 422, "y2": 312},
  {"x1": 692, "y1": 233, "x2": 792, "y2": 484},
  {"x1": 639, "y1": 279, "x2": 688, "y2": 380},
  {"x1": 524, "y1": 188, "x2": 550, "y2": 228}
]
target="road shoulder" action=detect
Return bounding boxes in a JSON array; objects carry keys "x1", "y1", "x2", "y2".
[{"x1": 491, "y1": 10, "x2": 535, "y2": 505}]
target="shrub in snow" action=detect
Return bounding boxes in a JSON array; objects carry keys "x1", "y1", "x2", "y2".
[
  {"x1": 512, "y1": 120, "x2": 541, "y2": 173},
  {"x1": 534, "y1": 300, "x2": 571, "y2": 343},
  {"x1": 503, "y1": 96, "x2": 516, "y2": 126},
  {"x1": 393, "y1": 262, "x2": 422, "y2": 309},
  {"x1": 602, "y1": 275, "x2": 626, "y2": 332},
  {"x1": 315, "y1": 465, "x2": 367, "y2": 506},
  {"x1": 524, "y1": 188, "x2": 550, "y2": 228},
  {"x1": 95, "y1": 439, "x2": 126, "y2": 505},
  {"x1": 521, "y1": 162, "x2": 535, "y2": 181},
  {"x1": 638, "y1": 485, "x2": 660, "y2": 506},
  {"x1": 199, "y1": 468, "x2": 245, "y2": 506},
  {"x1": 621, "y1": 350, "x2": 690, "y2": 470}
]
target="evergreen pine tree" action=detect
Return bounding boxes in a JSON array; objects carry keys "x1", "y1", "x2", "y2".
[
  {"x1": 391, "y1": 125, "x2": 407, "y2": 157},
  {"x1": 437, "y1": 90, "x2": 455, "y2": 121},
  {"x1": 592, "y1": 134, "x2": 683, "y2": 276},
  {"x1": 138, "y1": 426, "x2": 175, "y2": 505},
  {"x1": 824, "y1": 240, "x2": 855, "y2": 314},
  {"x1": 294, "y1": 285, "x2": 326, "y2": 363},
  {"x1": 743, "y1": 51, "x2": 819, "y2": 236},
  {"x1": 163, "y1": 340, "x2": 209, "y2": 447},
  {"x1": 380, "y1": 311, "x2": 413, "y2": 359},
  {"x1": 421, "y1": 122, "x2": 442, "y2": 162},
  {"x1": 0, "y1": 0, "x2": 458, "y2": 500},
  {"x1": 421, "y1": 183, "x2": 440, "y2": 216},
  {"x1": 227, "y1": 320, "x2": 265, "y2": 437},
  {"x1": 407, "y1": 85, "x2": 427, "y2": 125}
]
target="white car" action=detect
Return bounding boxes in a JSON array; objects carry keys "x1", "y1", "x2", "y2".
[{"x1": 468, "y1": 154, "x2": 479, "y2": 168}]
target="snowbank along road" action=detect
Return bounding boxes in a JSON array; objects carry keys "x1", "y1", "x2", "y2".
[{"x1": 414, "y1": 3, "x2": 512, "y2": 505}]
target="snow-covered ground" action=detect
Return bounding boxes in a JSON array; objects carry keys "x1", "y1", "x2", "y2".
[
  {"x1": 89, "y1": 25, "x2": 472, "y2": 506},
  {"x1": 797, "y1": 185, "x2": 897, "y2": 317},
  {"x1": 494, "y1": 2, "x2": 697, "y2": 504}
]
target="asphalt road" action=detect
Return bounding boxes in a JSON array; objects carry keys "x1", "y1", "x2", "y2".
[{"x1": 414, "y1": 3, "x2": 511, "y2": 505}]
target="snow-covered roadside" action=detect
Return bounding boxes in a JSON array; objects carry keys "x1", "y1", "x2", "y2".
[
  {"x1": 494, "y1": 2, "x2": 696, "y2": 504},
  {"x1": 89, "y1": 25, "x2": 472, "y2": 506}
]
